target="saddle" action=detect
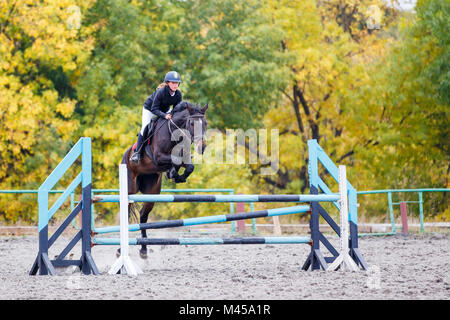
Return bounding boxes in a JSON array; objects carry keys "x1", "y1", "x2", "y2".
[
  {"x1": 131, "y1": 120, "x2": 159, "y2": 164},
  {"x1": 131, "y1": 141, "x2": 156, "y2": 164},
  {"x1": 131, "y1": 106, "x2": 185, "y2": 167}
]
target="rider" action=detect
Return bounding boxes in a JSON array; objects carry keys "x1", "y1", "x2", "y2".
[{"x1": 130, "y1": 71, "x2": 183, "y2": 163}]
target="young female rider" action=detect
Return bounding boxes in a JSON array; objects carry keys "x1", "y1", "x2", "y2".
[{"x1": 130, "y1": 71, "x2": 182, "y2": 163}]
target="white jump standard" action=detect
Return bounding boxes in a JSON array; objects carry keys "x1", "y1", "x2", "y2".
[{"x1": 107, "y1": 164, "x2": 142, "y2": 276}]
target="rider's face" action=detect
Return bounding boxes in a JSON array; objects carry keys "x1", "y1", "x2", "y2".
[{"x1": 167, "y1": 81, "x2": 179, "y2": 92}]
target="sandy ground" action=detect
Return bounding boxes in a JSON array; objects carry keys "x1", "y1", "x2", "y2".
[{"x1": 0, "y1": 231, "x2": 449, "y2": 300}]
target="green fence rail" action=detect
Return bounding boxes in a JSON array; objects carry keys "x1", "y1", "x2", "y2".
[{"x1": 357, "y1": 188, "x2": 449, "y2": 235}]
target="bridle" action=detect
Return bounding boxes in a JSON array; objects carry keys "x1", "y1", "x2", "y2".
[{"x1": 168, "y1": 114, "x2": 205, "y2": 143}]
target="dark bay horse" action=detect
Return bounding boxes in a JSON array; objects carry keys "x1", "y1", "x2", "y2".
[{"x1": 121, "y1": 101, "x2": 208, "y2": 258}]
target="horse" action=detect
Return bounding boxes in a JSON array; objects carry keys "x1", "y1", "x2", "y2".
[{"x1": 121, "y1": 101, "x2": 208, "y2": 258}]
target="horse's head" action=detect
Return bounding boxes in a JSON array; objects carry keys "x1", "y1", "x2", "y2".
[{"x1": 185, "y1": 102, "x2": 208, "y2": 154}]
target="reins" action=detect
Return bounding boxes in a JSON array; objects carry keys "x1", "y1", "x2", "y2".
[
  {"x1": 169, "y1": 114, "x2": 204, "y2": 142},
  {"x1": 142, "y1": 111, "x2": 204, "y2": 147}
]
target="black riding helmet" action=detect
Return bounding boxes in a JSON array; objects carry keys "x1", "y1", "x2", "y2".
[{"x1": 164, "y1": 71, "x2": 181, "y2": 83}]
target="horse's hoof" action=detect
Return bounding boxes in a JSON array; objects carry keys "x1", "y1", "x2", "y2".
[
  {"x1": 175, "y1": 177, "x2": 186, "y2": 183},
  {"x1": 139, "y1": 249, "x2": 148, "y2": 259}
]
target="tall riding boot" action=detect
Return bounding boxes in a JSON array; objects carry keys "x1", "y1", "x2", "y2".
[
  {"x1": 147, "y1": 117, "x2": 156, "y2": 138},
  {"x1": 130, "y1": 133, "x2": 144, "y2": 163}
]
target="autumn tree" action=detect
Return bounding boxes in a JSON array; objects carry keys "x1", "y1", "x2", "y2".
[
  {"x1": 0, "y1": 0, "x2": 93, "y2": 222},
  {"x1": 342, "y1": 0, "x2": 449, "y2": 218},
  {"x1": 177, "y1": 0, "x2": 289, "y2": 129}
]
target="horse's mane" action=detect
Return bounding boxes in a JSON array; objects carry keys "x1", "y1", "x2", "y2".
[
  {"x1": 172, "y1": 101, "x2": 189, "y2": 113},
  {"x1": 173, "y1": 101, "x2": 204, "y2": 115}
]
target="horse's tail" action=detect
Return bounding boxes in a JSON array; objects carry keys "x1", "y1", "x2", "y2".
[{"x1": 129, "y1": 203, "x2": 140, "y2": 223}]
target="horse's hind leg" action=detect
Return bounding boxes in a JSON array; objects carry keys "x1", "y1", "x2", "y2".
[
  {"x1": 139, "y1": 202, "x2": 154, "y2": 259},
  {"x1": 137, "y1": 173, "x2": 162, "y2": 259}
]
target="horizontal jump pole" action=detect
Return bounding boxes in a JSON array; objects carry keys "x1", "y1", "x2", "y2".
[
  {"x1": 93, "y1": 194, "x2": 339, "y2": 203},
  {"x1": 94, "y1": 205, "x2": 311, "y2": 235},
  {"x1": 93, "y1": 236, "x2": 312, "y2": 246}
]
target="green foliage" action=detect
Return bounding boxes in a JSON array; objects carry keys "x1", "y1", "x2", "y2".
[
  {"x1": 178, "y1": 0, "x2": 289, "y2": 129},
  {"x1": 413, "y1": 0, "x2": 450, "y2": 154},
  {"x1": 340, "y1": 0, "x2": 449, "y2": 219}
]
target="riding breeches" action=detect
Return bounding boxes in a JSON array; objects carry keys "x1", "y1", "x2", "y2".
[
  {"x1": 140, "y1": 107, "x2": 171, "y2": 135},
  {"x1": 140, "y1": 107, "x2": 156, "y2": 135}
]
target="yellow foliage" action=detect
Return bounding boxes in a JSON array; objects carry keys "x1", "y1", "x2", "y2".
[{"x1": 0, "y1": 0, "x2": 94, "y2": 223}]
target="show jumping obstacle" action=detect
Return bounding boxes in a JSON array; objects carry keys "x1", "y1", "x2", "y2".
[
  {"x1": 30, "y1": 137, "x2": 368, "y2": 276},
  {"x1": 103, "y1": 164, "x2": 353, "y2": 275}
]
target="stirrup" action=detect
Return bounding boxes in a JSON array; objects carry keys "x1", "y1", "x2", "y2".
[{"x1": 130, "y1": 152, "x2": 141, "y2": 163}]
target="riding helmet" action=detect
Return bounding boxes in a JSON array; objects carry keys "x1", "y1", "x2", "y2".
[{"x1": 164, "y1": 71, "x2": 181, "y2": 83}]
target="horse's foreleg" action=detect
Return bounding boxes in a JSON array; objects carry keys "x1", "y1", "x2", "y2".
[
  {"x1": 174, "y1": 151, "x2": 194, "y2": 183},
  {"x1": 155, "y1": 153, "x2": 176, "y2": 166},
  {"x1": 174, "y1": 164, "x2": 194, "y2": 183},
  {"x1": 169, "y1": 150, "x2": 193, "y2": 183},
  {"x1": 166, "y1": 163, "x2": 182, "y2": 180}
]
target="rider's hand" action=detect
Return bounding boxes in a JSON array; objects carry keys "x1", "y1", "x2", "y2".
[{"x1": 165, "y1": 114, "x2": 172, "y2": 120}]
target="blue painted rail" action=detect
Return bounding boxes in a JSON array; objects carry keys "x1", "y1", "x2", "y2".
[
  {"x1": 93, "y1": 194, "x2": 340, "y2": 203},
  {"x1": 93, "y1": 236, "x2": 311, "y2": 246},
  {"x1": 93, "y1": 205, "x2": 310, "y2": 234},
  {"x1": 86, "y1": 188, "x2": 255, "y2": 234}
]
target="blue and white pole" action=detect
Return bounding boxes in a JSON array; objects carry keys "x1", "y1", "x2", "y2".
[{"x1": 93, "y1": 204, "x2": 311, "y2": 235}]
